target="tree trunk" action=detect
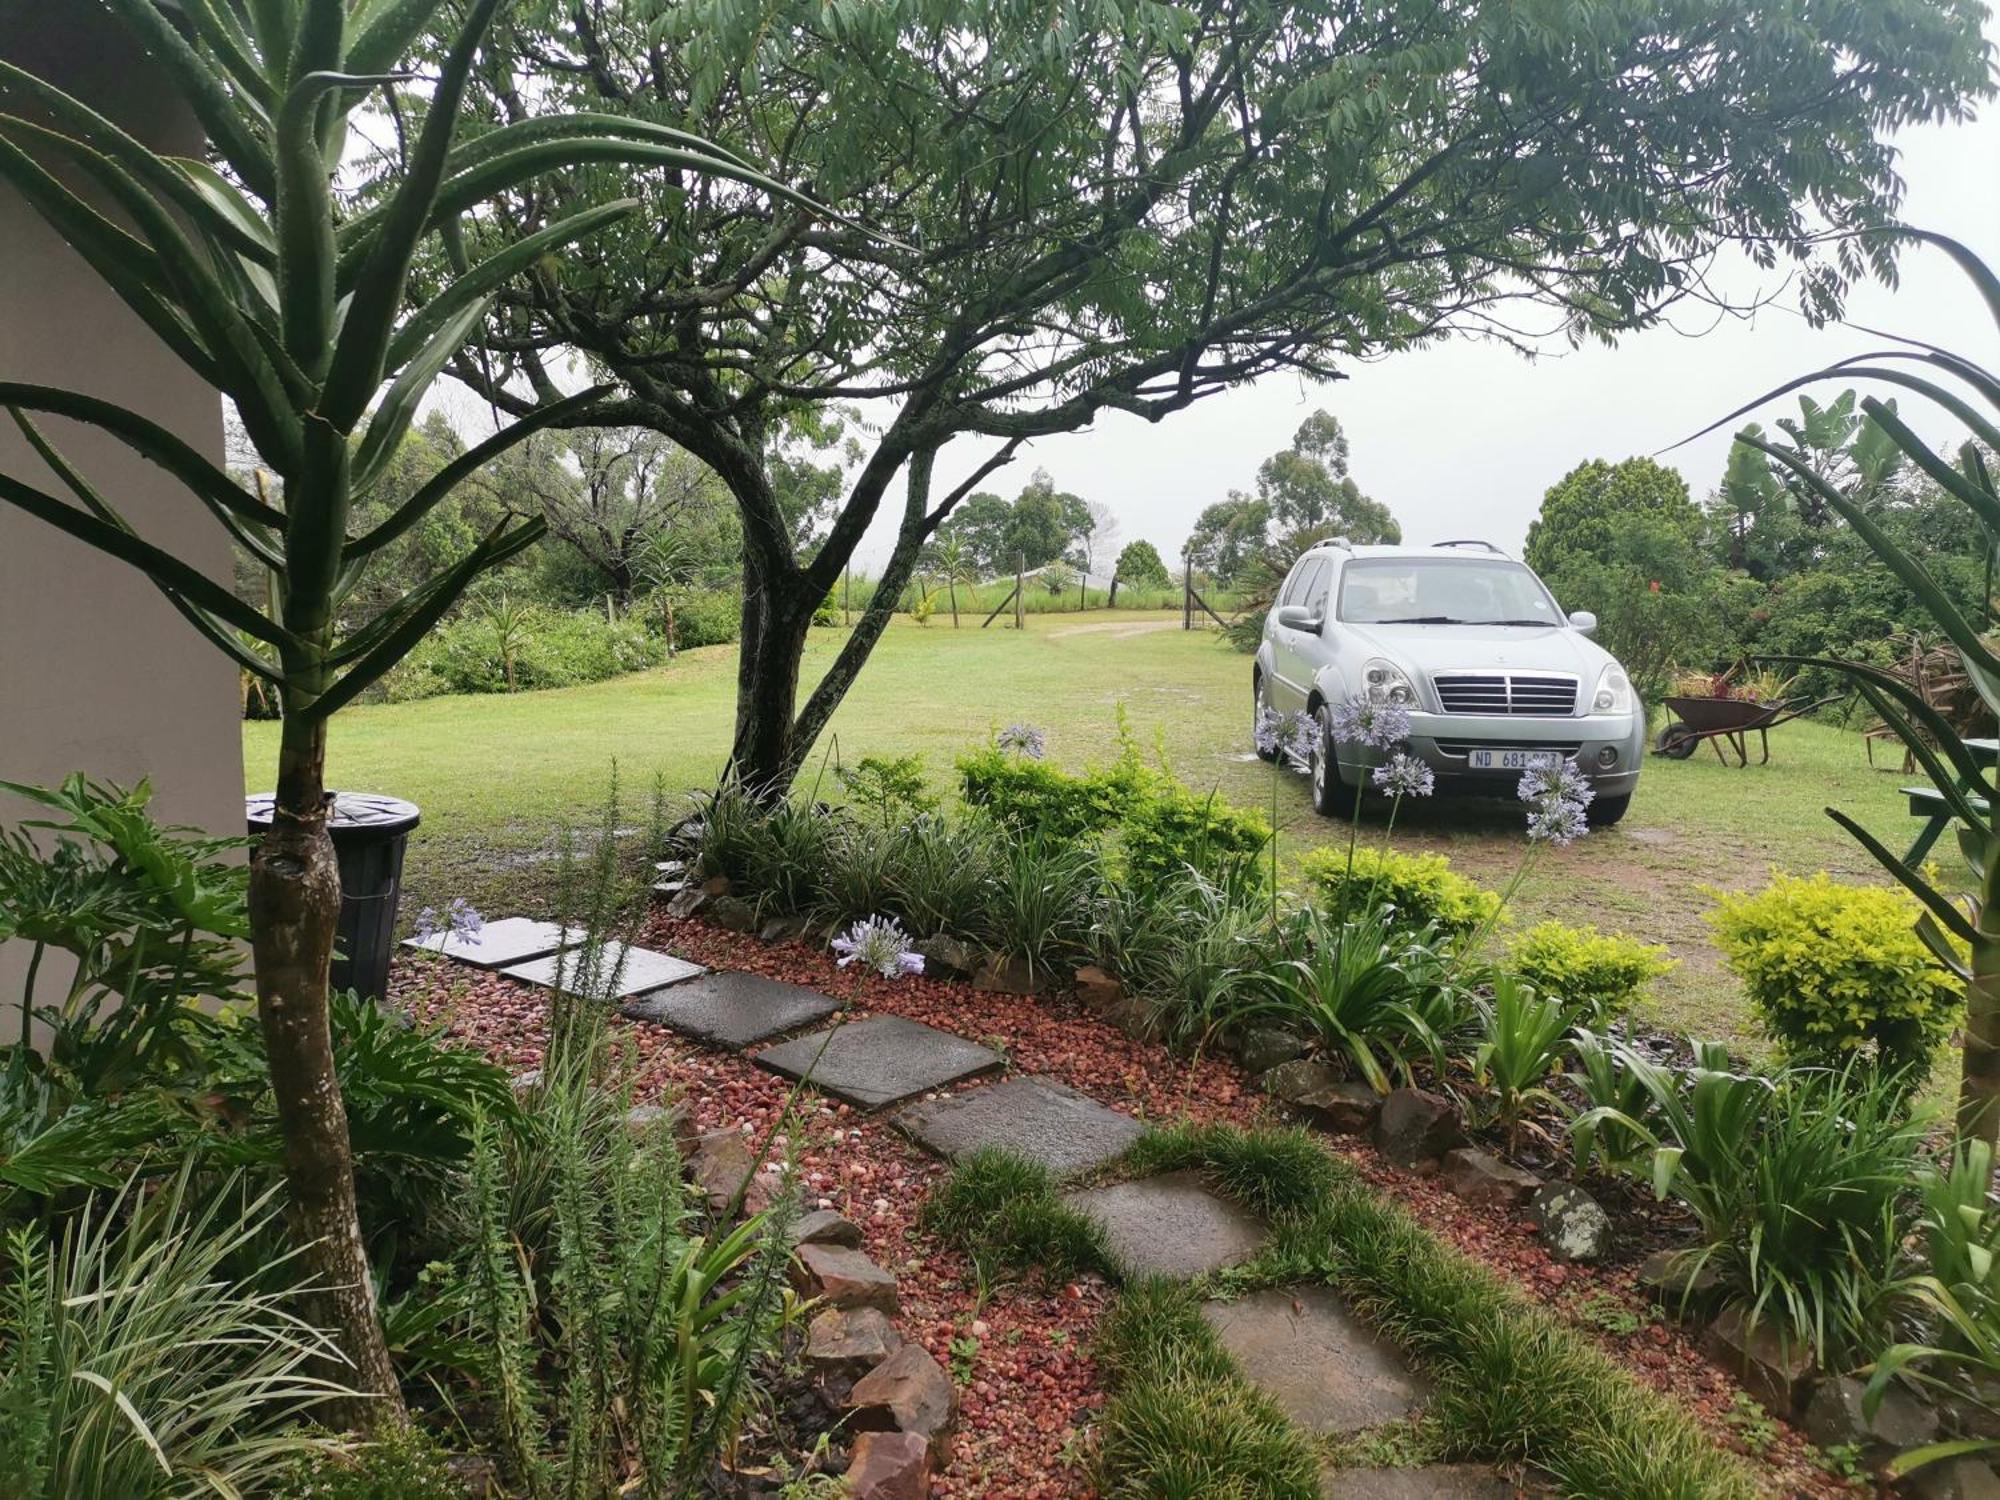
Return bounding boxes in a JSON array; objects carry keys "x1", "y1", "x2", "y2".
[
  {"x1": 948, "y1": 579, "x2": 958, "y2": 627},
  {"x1": 729, "y1": 548, "x2": 817, "y2": 797},
  {"x1": 1959, "y1": 851, "x2": 2000, "y2": 1145},
  {"x1": 247, "y1": 711, "x2": 403, "y2": 1431}
]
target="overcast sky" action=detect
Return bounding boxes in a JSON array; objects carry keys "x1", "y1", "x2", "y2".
[{"x1": 881, "y1": 91, "x2": 2000, "y2": 572}]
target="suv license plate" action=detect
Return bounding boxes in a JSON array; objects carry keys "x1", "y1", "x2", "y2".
[{"x1": 1468, "y1": 748, "x2": 1562, "y2": 771}]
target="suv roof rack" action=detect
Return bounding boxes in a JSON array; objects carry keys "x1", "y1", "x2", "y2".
[{"x1": 1432, "y1": 539, "x2": 1506, "y2": 555}]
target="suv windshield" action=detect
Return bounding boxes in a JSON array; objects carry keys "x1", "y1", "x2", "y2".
[{"x1": 1336, "y1": 557, "x2": 1560, "y2": 627}]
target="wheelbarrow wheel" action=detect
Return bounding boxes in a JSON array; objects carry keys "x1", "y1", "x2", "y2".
[{"x1": 1656, "y1": 722, "x2": 1699, "y2": 760}]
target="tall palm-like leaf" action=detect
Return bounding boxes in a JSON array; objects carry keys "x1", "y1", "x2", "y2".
[
  {"x1": 1692, "y1": 231, "x2": 2000, "y2": 1142},
  {"x1": 0, "y1": 0, "x2": 833, "y2": 1425}
]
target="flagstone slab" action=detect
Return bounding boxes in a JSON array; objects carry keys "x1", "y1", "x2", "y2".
[
  {"x1": 500, "y1": 942, "x2": 705, "y2": 999},
  {"x1": 1063, "y1": 1170, "x2": 1265, "y2": 1280},
  {"x1": 1321, "y1": 1464, "x2": 1524, "y2": 1498},
  {"x1": 1202, "y1": 1286, "x2": 1425, "y2": 1434},
  {"x1": 752, "y1": 1016, "x2": 1004, "y2": 1111},
  {"x1": 402, "y1": 916, "x2": 579, "y2": 968},
  {"x1": 896, "y1": 1076, "x2": 1144, "y2": 1180},
  {"x1": 621, "y1": 972, "x2": 840, "y2": 1049}
]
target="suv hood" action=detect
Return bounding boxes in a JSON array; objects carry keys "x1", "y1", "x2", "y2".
[{"x1": 1339, "y1": 621, "x2": 1613, "y2": 680}]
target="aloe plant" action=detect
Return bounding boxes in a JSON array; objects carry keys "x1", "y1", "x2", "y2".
[
  {"x1": 0, "y1": 0, "x2": 823, "y2": 1424},
  {"x1": 1702, "y1": 231, "x2": 2000, "y2": 1142}
]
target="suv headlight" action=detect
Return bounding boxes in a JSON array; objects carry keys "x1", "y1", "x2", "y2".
[
  {"x1": 1363, "y1": 659, "x2": 1419, "y2": 708},
  {"x1": 1591, "y1": 665, "x2": 1635, "y2": 715}
]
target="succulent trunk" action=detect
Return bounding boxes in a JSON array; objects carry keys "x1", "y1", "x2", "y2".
[{"x1": 1959, "y1": 850, "x2": 2000, "y2": 1146}]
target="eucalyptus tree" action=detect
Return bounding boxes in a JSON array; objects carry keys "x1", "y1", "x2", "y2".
[
  {"x1": 444, "y1": 0, "x2": 1989, "y2": 794},
  {"x1": 0, "y1": 0, "x2": 817, "y2": 1423}
]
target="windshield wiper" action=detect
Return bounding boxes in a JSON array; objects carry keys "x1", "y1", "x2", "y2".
[
  {"x1": 1485, "y1": 618, "x2": 1557, "y2": 627},
  {"x1": 1375, "y1": 615, "x2": 1462, "y2": 624}
]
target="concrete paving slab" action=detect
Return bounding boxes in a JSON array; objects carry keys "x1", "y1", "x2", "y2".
[
  {"x1": 1321, "y1": 1464, "x2": 1524, "y2": 1498},
  {"x1": 896, "y1": 1076, "x2": 1144, "y2": 1180},
  {"x1": 752, "y1": 1015, "x2": 1004, "y2": 1111},
  {"x1": 1063, "y1": 1170, "x2": 1265, "y2": 1279},
  {"x1": 621, "y1": 971, "x2": 839, "y2": 1049},
  {"x1": 402, "y1": 916, "x2": 579, "y2": 968},
  {"x1": 500, "y1": 942, "x2": 704, "y2": 999},
  {"x1": 1203, "y1": 1286, "x2": 1425, "y2": 1434}
]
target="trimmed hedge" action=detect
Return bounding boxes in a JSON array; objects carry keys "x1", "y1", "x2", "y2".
[
  {"x1": 1299, "y1": 845, "x2": 1499, "y2": 937},
  {"x1": 1510, "y1": 920, "x2": 1675, "y2": 1026}
]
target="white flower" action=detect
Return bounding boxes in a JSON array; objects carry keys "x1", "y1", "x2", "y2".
[
  {"x1": 1371, "y1": 752, "x2": 1435, "y2": 798},
  {"x1": 1527, "y1": 797, "x2": 1590, "y2": 846},
  {"x1": 997, "y1": 724, "x2": 1048, "y2": 759},
  {"x1": 414, "y1": 897, "x2": 484, "y2": 948},
  {"x1": 831, "y1": 915, "x2": 925, "y2": 979},
  {"x1": 1254, "y1": 706, "x2": 1316, "y2": 767},
  {"x1": 1517, "y1": 759, "x2": 1594, "y2": 809},
  {"x1": 1329, "y1": 695, "x2": 1411, "y2": 750}
]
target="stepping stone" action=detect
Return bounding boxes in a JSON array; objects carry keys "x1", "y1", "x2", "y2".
[
  {"x1": 896, "y1": 1076, "x2": 1144, "y2": 1180},
  {"x1": 621, "y1": 971, "x2": 839, "y2": 1049},
  {"x1": 1202, "y1": 1286, "x2": 1425, "y2": 1434},
  {"x1": 500, "y1": 941, "x2": 704, "y2": 999},
  {"x1": 1063, "y1": 1170, "x2": 1264, "y2": 1279},
  {"x1": 752, "y1": 1016, "x2": 1004, "y2": 1111},
  {"x1": 403, "y1": 916, "x2": 579, "y2": 968},
  {"x1": 1321, "y1": 1464, "x2": 1523, "y2": 1499}
]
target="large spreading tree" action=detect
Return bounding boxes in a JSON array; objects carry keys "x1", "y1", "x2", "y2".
[{"x1": 440, "y1": 0, "x2": 1990, "y2": 793}]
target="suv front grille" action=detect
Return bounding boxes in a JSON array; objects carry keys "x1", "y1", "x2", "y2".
[
  {"x1": 1432, "y1": 673, "x2": 1578, "y2": 716},
  {"x1": 1433, "y1": 739, "x2": 1582, "y2": 758}
]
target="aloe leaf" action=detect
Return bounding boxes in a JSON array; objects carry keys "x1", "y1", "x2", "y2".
[
  {"x1": 1853, "y1": 683, "x2": 1991, "y2": 833},
  {"x1": 1758, "y1": 653, "x2": 1996, "y2": 798},
  {"x1": 92, "y1": 0, "x2": 275, "y2": 198},
  {"x1": 167, "y1": 0, "x2": 276, "y2": 113},
  {"x1": 1824, "y1": 809, "x2": 1979, "y2": 945},
  {"x1": 349, "y1": 298, "x2": 491, "y2": 491},
  {"x1": 349, "y1": 0, "x2": 452, "y2": 77}
]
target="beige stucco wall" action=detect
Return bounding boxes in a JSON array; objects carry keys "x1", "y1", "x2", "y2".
[{"x1": 0, "y1": 6, "x2": 244, "y2": 1008}]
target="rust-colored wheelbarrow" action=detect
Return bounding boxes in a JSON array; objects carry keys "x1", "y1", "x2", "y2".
[{"x1": 1654, "y1": 693, "x2": 1838, "y2": 766}]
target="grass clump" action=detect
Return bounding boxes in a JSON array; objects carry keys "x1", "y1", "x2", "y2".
[
  {"x1": 1093, "y1": 1281, "x2": 1322, "y2": 1500},
  {"x1": 1138, "y1": 1123, "x2": 1758, "y2": 1500},
  {"x1": 919, "y1": 1148, "x2": 1111, "y2": 1285}
]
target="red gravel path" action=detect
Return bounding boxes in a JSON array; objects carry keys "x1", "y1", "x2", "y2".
[{"x1": 396, "y1": 913, "x2": 1850, "y2": 1498}]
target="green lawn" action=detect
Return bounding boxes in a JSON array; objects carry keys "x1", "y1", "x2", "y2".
[{"x1": 248, "y1": 610, "x2": 1925, "y2": 1050}]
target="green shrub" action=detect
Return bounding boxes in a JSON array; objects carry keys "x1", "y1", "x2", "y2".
[
  {"x1": 1301, "y1": 846, "x2": 1499, "y2": 938},
  {"x1": 1094, "y1": 869, "x2": 1269, "y2": 1045},
  {"x1": 669, "y1": 587, "x2": 742, "y2": 648},
  {"x1": 1122, "y1": 782, "x2": 1269, "y2": 891},
  {"x1": 957, "y1": 745, "x2": 1146, "y2": 841},
  {"x1": 1510, "y1": 921, "x2": 1674, "y2": 1026},
  {"x1": 834, "y1": 753, "x2": 936, "y2": 821},
  {"x1": 384, "y1": 605, "x2": 661, "y2": 700},
  {"x1": 1705, "y1": 872, "x2": 1961, "y2": 1071},
  {"x1": 277, "y1": 1425, "x2": 463, "y2": 1500},
  {"x1": 920, "y1": 1148, "x2": 1111, "y2": 1285}
]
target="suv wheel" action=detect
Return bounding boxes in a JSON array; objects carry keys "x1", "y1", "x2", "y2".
[
  {"x1": 1252, "y1": 676, "x2": 1278, "y2": 762},
  {"x1": 1592, "y1": 791, "x2": 1632, "y2": 827},
  {"x1": 1309, "y1": 706, "x2": 1359, "y2": 817}
]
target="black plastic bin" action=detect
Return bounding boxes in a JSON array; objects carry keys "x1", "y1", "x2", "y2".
[{"x1": 245, "y1": 792, "x2": 421, "y2": 1003}]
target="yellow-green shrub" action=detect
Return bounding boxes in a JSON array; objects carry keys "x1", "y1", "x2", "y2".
[
  {"x1": 1705, "y1": 872, "x2": 1962, "y2": 1072},
  {"x1": 1510, "y1": 921, "x2": 1675, "y2": 1026},
  {"x1": 1299, "y1": 846, "x2": 1499, "y2": 937}
]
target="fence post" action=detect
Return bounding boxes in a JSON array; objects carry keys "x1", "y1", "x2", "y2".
[
  {"x1": 1015, "y1": 555, "x2": 1026, "y2": 630},
  {"x1": 1183, "y1": 569, "x2": 1192, "y2": 630}
]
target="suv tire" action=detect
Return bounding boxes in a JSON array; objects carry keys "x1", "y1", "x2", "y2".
[
  {"x1": 1309, "y1": 706, "x2": 1359, "y2": 817},
  {"x1": 1593, "y1": 792, "x2": 1632, "y2": 827},
  {"x1": 1252, "y1": 676, "x2": 1279, "y2": 762}
]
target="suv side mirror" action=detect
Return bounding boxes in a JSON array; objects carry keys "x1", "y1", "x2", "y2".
[
  {"x1": 1275, "y1": 604, "x2": 1322, "y2": 632},
  {"x1": 1567, "y1": 610, "x2": 1598, "y2": 636}
]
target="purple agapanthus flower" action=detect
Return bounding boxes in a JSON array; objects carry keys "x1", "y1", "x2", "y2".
[
  {"x1": 1518, "y1": 759, "x2": 1595, "y2": 809},
  {"x1": 1526, "y1": 796, "x2": 1591, "y2": 846},
  {"x1": 832, "y1": 915, "x2": 925, "y2": 979},
  {"x1": 1328, "y1": 695, "x2": 1411, "y2": 751},
  {"x1": 1371, "y1": 752, "x2": 1435, "y2": 799},
  {"x1": 997, "y1": 724, "x2": 1048, "y2": 760},
  {"x1": 414, "y1": 896, "x2": 484, "y2": 949},
  {"x1": 1254, "y1": 706, "x2": 1316, "y2": 768}
]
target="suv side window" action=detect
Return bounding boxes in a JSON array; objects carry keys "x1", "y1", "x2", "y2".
[
  {"x1": 1304, "y1": 561, "x2": 1333, "y2": 619},
  {"x1": 1277, "y1": 559, "x2": 1313, "y2": 607},
  {"x1": 1281, "y1": 557, "x2": 1326, "y2": 611}
]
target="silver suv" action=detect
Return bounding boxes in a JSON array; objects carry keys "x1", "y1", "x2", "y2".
[{"x1": 1253, "y1": 540, "x2": 1644, "y2": 824}]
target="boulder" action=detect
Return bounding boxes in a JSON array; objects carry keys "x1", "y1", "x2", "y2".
[
  {"x1": 708, "y1": 896, "x2": 758, "y2": 933},
  {"x1": 805, "y1": 1306, "x2": 902, "y2": 1376},
  {"x1": 1702, "y1": 1302, "x2": 1815, "y2": 1419},
  {"x1": 973, "y1": 954, "x2": 1043, "y2": 995},
  {"x1": 1442, "y1": 1147, "x2": 1542, "y2": 1208},
  {"x1": 689, "y1": 1130, "x2": 776, "y2": 1217},
  {"x1": 1637, "y1": 1247, "x2": 1724, "y2": 1314},
  {"x1": 651, "y1": 878, "x2": 689, "y2": 900},
  {"x1": 1801, "y1": 1374, "x2": 1939, "y2": 1460},
  {"x1": 845, "y1": 1343, "x2": 958, "y2": 1458},
  {"x1": 442, "y1": 1454, "x2": 503, "y2": 1497},
  {"x1": 758, "y1": 913, "x2": 810, "y2": 944},
  {"x1": 1239, "y1": 1026, "x2": 1311, "y2": 1077},
  {"x1": 1529, "y1": 1184, "x2": 1612, "y2": 1263},
  {"x1": 844, "y1": 1430, "x2": 930, "y2": 1500},
  {"x1": 1072, "y1": 963, "x2": 1124, "y2": 1012},
  {"x1": 796, "y1": 1242, "x2": 900, "y2": 1314},
  {"x1": 666, "y1": 886, "x2": 709, "y2": 920},
  {"x1": 510, "y1": 1068, "x2": 542, "y2": 1100},
  {"x1": 1262, "y1": 1060, "x2": 1380, "y2": 1135},
  {"x1": 700, "y1": 874, "x2": 733, "y2": 897},
  {"x1": 1373, "y1": 1088, "x2": 1461, "y2": 1167},
  {"x1": 1911, "y1": 1458, "x2": 2000, "y2": 1500},
  {"x1": 622, "y1": 1100, "x2": 698, "y2": 1154},
  {"x1": 915, "y1": 935, "x2": 979, "y2": 980},
  {"x1": 1101, "y1": 993, "x2": 1163, "y2": 1042},
  {"x1": 655, "y1": 858, "x2": 688, "y2": 879},
  {"x1": 792, "y1": 1208, "x2": 864, "y2": 1248}
]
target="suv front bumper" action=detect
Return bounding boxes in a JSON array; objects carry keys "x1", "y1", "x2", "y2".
[{"x1": 1334, "y1": 708, "x2": 1647, "y2": 797}]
